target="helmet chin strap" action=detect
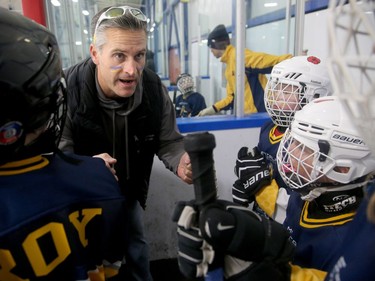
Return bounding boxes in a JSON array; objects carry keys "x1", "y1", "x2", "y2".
[
  {"x1": 300, "y1": 179, "x2": 370, "y2": 201},
  {"x1": 301, "y1": 188, "x2": 328, "y2": 201}
]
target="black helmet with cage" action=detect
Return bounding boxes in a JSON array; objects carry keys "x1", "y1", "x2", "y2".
[{"x1": 0, "y1": 8, "x2": 67, "y2": 165}]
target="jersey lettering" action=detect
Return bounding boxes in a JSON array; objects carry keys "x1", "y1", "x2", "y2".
[
  {"x1": 328, "y1": 256, "x2": 347, "y2": 281},
  {"x1": 69, "y1": 208, "x2": 102, "y2": 247},
  {"x1": 0, "y1": 249, "x2": 29, "y2": 281},
  {"x1": 23, "y1": 223, "x2": 70, "y2": 276},
  {"x1": 0, "y1": 208, "x2": 102, "y2": 280},
  {"x1": 323, "y1": 196, "x2": 357, "y2": 212}
]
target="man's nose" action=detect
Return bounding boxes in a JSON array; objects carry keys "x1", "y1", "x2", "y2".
[{"x1": 122, "y1": 60, "x2": 137, "y2": 75}]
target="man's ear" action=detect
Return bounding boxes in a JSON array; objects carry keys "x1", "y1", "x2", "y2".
[{"x1": 90, "y1": 44, "x2": 99, "y2": 65}]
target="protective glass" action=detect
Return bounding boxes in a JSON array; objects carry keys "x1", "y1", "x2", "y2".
[{"x1": 94, "y1": 6, "x2": 147, "y2": 36}]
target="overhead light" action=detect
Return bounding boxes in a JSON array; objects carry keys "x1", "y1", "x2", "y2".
[
  {"x1": 51, "y1": 0, "x2": 61, "y2": 7},
  {"x1": 82, "y1": 10, "x2": 89, "y2": 16},
  {"x1": 264, "y1": 2, "x2": 278, "y2": 7}
]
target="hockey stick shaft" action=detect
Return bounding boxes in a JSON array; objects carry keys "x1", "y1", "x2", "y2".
[
  {"x1": 184, "y1": 132, "x2": 224, "y2": 281},
  {"x1": 184, "y1": 132, "x2": 217, "y2": 206}
]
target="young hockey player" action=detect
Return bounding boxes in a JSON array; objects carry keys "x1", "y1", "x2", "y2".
[{"x1": 0, "y1": 8, "x2": 125, "y2": 280}]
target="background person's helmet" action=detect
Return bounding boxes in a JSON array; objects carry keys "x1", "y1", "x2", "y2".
[
  {"x1": 327, "y1": 0, "x2": 375, "y2": 154},
  {"x1": 176, "y1": 73, "x2": 195, "y2": 96},
  {"x1": 265, "y1": 56, "x2": 332, "y2": 127},
  {"x1": 277, "y1": 96, "x2": 375, "y2": 201},
  {"x1": 0, "y1": 8, "x2": 66, "y2": 165}
]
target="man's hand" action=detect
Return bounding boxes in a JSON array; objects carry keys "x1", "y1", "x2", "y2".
[
  {"x1": 178, "y1": 152, "x2": 193, "y2": 184},
  {"x1": 93, "y1": 153, "x2": 118, "y2": 181},
  {"x1": 232, "y1": 147, "x2": 272, "y2": 206},
  {"x1": 198, "y1": 106, "x2": 217, "y2": 116}
]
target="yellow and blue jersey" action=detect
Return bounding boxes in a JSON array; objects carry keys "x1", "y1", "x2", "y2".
[
  {"x1": 325, "y1": 182, "x2": 375, "y2": 281},
  {"x1": 258, "y1": 119, "x2": 287, "y2": 186},
  {"x1": 0, "y1": 153, "x2": 126, "y2": 281}
]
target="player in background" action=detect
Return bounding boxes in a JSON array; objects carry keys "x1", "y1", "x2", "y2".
[
  {"x1": 175, "y1": 73, "x2": 206, "y2": 117},
  {"x1": 325, "y1": 0, "x2": 375, "y2": 280},
  {"x1": 233, "y1": 55, "x2": 332, "y2": 222},
  {"x1": 0, "y1": 8, "x2": 125, "y2": 281},
  {"x1": 199, "y1": 24, "x2": 292, "y2": 116}
]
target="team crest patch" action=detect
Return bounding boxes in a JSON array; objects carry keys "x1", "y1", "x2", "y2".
[
  {"x1": 269, "y1": 125, "x2": 285, "y2": 144},
  {"x1": 0, "y1": 121, "x2": 23, "y2": 145}
]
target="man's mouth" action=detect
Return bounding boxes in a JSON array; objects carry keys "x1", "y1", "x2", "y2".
[{"x1": 119, "y1": 78, "x2": 135, "y2": 84}]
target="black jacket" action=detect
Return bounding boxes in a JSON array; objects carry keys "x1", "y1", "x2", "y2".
[{"x1": 61, "y1": 58, "x2": 178, "y2": 208}]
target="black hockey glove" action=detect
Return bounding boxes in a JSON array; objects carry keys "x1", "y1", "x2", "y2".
[
  {"x1": 172, "y1": 201, "x2": 216, "y2": 279},
  {"x1": 233, "y1": 146, "x2": 273, "y2": 206},
  {"x1": 173, "y1": 200, "x2": 294, "y2": 281},
  {"x1": 199, "y1": 200, "x2": 294, "y2": 263}
]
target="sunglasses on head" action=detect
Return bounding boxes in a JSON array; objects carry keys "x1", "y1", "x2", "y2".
[{"x1": 94, "y1": 6, "x2": 147, "y2": 36}]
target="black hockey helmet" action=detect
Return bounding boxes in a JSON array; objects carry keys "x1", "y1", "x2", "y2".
[{"x1": 0, "y1": 8, "x2": 67, "y2": 164}]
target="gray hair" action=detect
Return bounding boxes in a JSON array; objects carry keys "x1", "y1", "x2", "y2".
[{"x1": 92, "y1": 7, "x2": 147, "y2": 51}]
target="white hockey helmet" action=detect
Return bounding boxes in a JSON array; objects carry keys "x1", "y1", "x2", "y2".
[
  {"x1": 327, "y1": 0, "x2": 375, "y2": 154},
  {"x1": 176, "y1": 73, "x2": 195, "y2": 96},
  {"x1": 277, "y1": 96, "x2": 375, "y2": 200},
  {"x1": 265, "y1": 56, "x2": 333, "y2": 127}
]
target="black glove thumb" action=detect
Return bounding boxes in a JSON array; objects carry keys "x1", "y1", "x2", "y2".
[
  {"x1": 251, "y1": 146, "x2": 262, "y2": 158},
  {"x1": 237, "y1": 146, "x2": 250, "y2": 159}
]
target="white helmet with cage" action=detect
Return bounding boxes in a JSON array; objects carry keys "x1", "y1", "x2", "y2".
[
  {"x1": 277, "y1": 96, "x2": 375, "y2": 201},
  {"x1": 327, "y1": 0, "x2": 375, "y2": 154},
  {"x1": 176, "y1": 73, "x2": 195, "y2": 96},
  {"x1": 265, "y1": 55, "x2": 333, "y2": 127}
]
